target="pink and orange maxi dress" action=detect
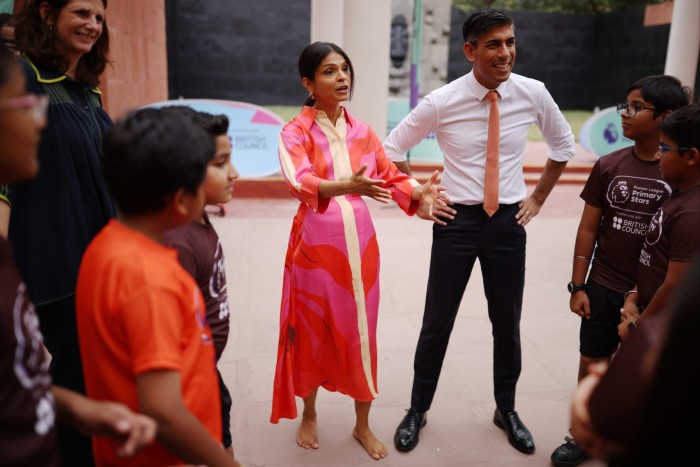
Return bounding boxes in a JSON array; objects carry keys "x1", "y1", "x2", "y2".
[{"x1": 271, "y1": 106, "x2": 420, "y2": 423}]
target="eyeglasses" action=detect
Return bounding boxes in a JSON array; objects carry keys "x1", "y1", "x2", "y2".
[
  {"x1": 616, "y1": 103, "x2": 657, "y2": 118},
  {"x1": 0, "y1": 94, "x2": 49, "y2": 123},
  {"x1": 658, "y1": 144, "x2": 690, "y2": 157}
]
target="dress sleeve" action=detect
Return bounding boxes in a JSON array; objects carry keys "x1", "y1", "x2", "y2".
[
  {"x1": 371, "y1": 130, "x2": 420, "y2": 216},
  {"x1": 278, "y1": 120, "x2": 330, "y2": 214}
]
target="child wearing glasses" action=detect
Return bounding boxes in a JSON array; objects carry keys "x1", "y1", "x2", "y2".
[
  {"x1": 551, "y1": 75, "x2": 691, "y2": 467},
  {"x1": 1, "y1": 40, "x2": 157, "y2": 467},
  {"x1": 618, "y1": 102, "x2": 700, "y2": 336}
]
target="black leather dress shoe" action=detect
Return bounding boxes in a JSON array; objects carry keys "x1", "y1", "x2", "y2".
[
  {"x1": 394, "y1": 408, "x2": 427, "y2": 452},
  {"x1": 493, "y1": 409, "x2": 535, "y2": 454}
]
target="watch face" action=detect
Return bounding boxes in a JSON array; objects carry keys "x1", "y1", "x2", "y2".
[{"x1": 567, "y1": 282, "x2": 574, "y2": 293}]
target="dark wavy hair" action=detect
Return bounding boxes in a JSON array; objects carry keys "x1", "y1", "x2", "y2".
[
  {"x1": 14, "y1": 0, "x2": 110, "y2": 87},
  {"x1": 298, "y1": 41, "x2": 355, "y2": 107}
]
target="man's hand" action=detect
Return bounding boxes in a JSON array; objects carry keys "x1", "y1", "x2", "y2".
[{"x1": 516, "y1": 196, "x2": 542, "y2": 226}]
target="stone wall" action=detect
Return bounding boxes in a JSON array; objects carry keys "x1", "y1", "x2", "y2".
[
  {"x1": 166, "y1": 0, "x2": 310, "y2": 106},
  {"x1": 447, "y1": 6, "x2": 696, "y2": 109},
  {"x1": 166, "y1": 2, "x2": 698, "y2": 110}
]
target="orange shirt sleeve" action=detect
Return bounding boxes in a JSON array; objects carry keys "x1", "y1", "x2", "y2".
[{"x1": 118, "y1": 285, "x2": 191, "y2": 375}]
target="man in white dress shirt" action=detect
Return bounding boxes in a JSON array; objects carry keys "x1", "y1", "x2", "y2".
[{"x1": 386, "y1": 8, "x2": 575, "y2": 455}]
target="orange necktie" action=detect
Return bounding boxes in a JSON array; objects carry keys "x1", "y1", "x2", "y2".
[{"x1": 483, "y1": 90, "x2": 500, "y2": 216}]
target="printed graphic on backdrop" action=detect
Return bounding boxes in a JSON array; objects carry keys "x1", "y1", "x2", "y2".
[
  {"x1": 580, "y1": 106, "x2": 633, "y2": 157},
  {"x1": 144, "y1": 99, "x2": 284, "y2": 177}
]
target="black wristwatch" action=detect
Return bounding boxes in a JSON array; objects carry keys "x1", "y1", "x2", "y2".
[{"x1": 567, "y1": 282, "x2": 586, "y2": 293}]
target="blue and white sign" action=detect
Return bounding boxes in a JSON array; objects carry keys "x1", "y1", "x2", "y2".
[
  {"x1": 144, "y1": 99, "x2": 284, "y2": 177},
  {"x1": 580, "y1": 106, "x2": 633, "y2": 157}
]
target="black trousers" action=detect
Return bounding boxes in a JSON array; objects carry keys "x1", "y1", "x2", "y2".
[
  {"x1": 410, "y1": 203, "x2": 526, "y2": 413},
  {"x1": 217, "y1": 368, "x2": 233, "y2": 449},
  {"x1": 37, "y1": 295, "x2": 95, "y2": 467}
]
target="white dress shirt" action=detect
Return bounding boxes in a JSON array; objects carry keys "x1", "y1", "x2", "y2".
[{"x1": 384, "y1": 72, "x2": 575, "y2": 205}]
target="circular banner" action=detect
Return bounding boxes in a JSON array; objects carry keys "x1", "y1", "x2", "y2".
[
  {"x1": 580, "y1": 106, "x2": 633, "y2": 157},
  {"x1": 144, "y1": 99, "x2": 285, "y2": 177}
]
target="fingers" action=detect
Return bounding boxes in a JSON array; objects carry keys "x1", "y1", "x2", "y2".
[
  {"x1": 516, "y1": 207, "x2": 537, "y2": 225},
  {"x1": 433, "y1": 204, "x2": 456, "y2": 218},
  {"x1": 353, "y1": 164, "x2": 368, "y2": 177},
  {"x1": 418, "y1": 203, "x2": 455, "y2": 225},
  {"x1": 426, "y1": 170, "x2": 440, "y2": 185},
  {"x1": 516, "y1": 198, "x2": 541, "y2": 225},
  {"x1": 116, "y1": 414, "x2": 157, "y2": 458}
]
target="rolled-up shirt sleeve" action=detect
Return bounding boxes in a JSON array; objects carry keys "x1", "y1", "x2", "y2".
[{"x1": 536, "y1": 86, "x2": 575, "y2": 162}]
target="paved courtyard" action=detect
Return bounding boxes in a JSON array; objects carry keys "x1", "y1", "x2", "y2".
[{"x1": 213, "y1": 179, "x2": 606, "y2": 466}]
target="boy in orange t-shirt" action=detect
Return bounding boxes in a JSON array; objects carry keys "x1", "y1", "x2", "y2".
[{"x1": 76, "y1": 108, "x2": 242, "y2": 467}]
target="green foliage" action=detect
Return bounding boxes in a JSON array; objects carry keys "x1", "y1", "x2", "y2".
[{"x1": 453, "y1": 0, "x2": 668, "y2": 15}]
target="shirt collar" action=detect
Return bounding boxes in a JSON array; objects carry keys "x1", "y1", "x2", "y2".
[
  {"x1": 23, "y1": 55, "x2": 103, "y2": 95},
  {"x1": 466, "y1": 71, "x2": 509, "y2": 102},
  {"x1": 299, "y1": 105, "x2": 354, "y2": 128}
]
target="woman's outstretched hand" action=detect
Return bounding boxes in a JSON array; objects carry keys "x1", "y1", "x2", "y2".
[
  {"x1": 348, "y1": 164, "x2": 393, "y2": 203},
  {"x1": 416, "y1": 171, "x2": 455, "y2": 225}
]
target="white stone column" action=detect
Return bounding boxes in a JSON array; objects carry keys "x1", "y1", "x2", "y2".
[
  {"x1": 342, "y1": 0, "x2": 391, "y2": 137},
  {"x1": 309, "y1": 0, "x2": 391, "y2": 136},
  {"x1": 664, "y1": 0, "x2": 699, "y2": 93},
  {"x1": 311, "y1": 0, "x2": 344, "y2": 45}
]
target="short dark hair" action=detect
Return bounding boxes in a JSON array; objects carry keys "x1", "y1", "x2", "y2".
[
  {"x1": 298, "y1": 41, "x2": 355, "y2": 107},
  {"x1": 628, "y1": 75, "x2": 692, "y2": 118},
  {"x1": 165, "y1": 105, "x2": 230, "y2": 138},
  {"x1": 462, "y1": 8, "x2": 513, "y2": 44},
  {"x1": 103, "y1": 108, "x2": 212, "y2": 215},
  {"x1": 14, "y1": 0, "x2": 110, "y2": 87},
  {"x1": 658, "y1": 102, "x2": 700, "y2": 152}
]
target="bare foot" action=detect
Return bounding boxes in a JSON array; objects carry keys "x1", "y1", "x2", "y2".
[
  {"x1": 297, "y1": 417, "x2": 319, "y2": 449},
  {"x1": 353, "y1": 427, "x2": 388, "y2": 460}
]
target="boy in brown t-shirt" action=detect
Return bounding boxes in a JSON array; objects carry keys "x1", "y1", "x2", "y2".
[
  {"x1": 552, "y1": 75, "x2": 691, "y2": 467},
  {"x1": 164, "y1": 107, "x2": 239, "y2": 458},
  {"x1": 619, "y1": 102, "x2": 700, "y2": 334}
]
